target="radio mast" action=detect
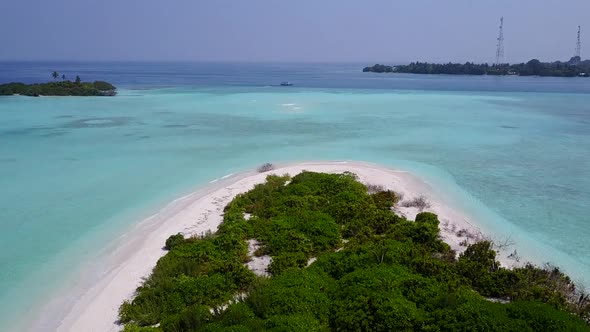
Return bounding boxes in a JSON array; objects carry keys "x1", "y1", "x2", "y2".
[
  {"x1": 495, "y1": 17, "x2": 505, "y2": 66},
  {"x1": 575, "y1": 25, "x2": 582, "y2": 62}
]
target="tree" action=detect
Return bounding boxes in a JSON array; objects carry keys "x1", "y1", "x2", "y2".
[
  {"x1": 62, "y1": 74, "x2": 66, "y2": 81},
  {"x1": 52, "y1": 71, "x2": 59, "y2": 81},
  {"x1": 525, "y1": 59, "x2": 543, "y2": 76},
  {"x1": 75, "y1": 76, "x2": 81, "y2": 84}
]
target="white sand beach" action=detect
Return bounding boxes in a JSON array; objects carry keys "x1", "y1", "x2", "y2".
[{"x1": 49, "y1": 161, "x2": 516, "y2": 332}]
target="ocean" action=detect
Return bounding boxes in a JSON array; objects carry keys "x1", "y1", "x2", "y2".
[{"x1": 1, "y1": 62, "x2": 589, "y2": 330}]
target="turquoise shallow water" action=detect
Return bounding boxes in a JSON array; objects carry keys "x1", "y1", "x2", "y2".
[{"x1": 1, "y1": 63, "x2": 590, "y2": 329}]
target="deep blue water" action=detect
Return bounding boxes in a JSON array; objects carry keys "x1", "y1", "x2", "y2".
[{"x1": 1, "y1": 62, "x2": 589, "y2": 331}]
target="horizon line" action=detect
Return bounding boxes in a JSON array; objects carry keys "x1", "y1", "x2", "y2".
[{"x1": 0, "y1": 57, "x2": 582, "y2": 65}]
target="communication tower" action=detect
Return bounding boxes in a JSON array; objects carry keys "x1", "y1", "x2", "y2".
[
  {"x1": 575, "y1": 25, "x2": 582, "y2": 61},
  {"x1": 495, "y1": 17, "x2": 505, "y2": 66}
]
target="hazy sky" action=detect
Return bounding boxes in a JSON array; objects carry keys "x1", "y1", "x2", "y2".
[{"x1": 1, "y1": 0, "x2": 589, "y2": 63}]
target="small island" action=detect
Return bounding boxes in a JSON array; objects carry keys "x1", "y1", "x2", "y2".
[
  {"x1": 116, "y1": 169, "x2": 590, "y2": 331},
  {"x1": 364, "y1": 57, "x2": 590, "y2": 77},
  {"x1": 0, "y1": 71, "x2": 117, "y2": 97}
]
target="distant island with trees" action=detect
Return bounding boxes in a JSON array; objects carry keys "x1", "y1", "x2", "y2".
[
  {"x1": 0, "y1": 71, "x2": 117, "y2": 97},
  {"x1": 364, "y1": 57, "x2": 590, "y2": 77}
]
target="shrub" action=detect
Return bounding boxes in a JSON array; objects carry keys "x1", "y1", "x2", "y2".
[
  {"x1": 218, "y1": 303, "x2": 256, "y2": 326},
  {"x1": 268, "y1": 252, "x2": 308, "y2": 275},
  {"x1": 266, "y1": 314, "x2": 325, "y2": 332},
  {"x1": 160, "y1": 305, "x2": 212, "y2": 332},
  {"x1": 257, "y1": 163, "x2": 275, "y2": 173},
  {"x1": 415, "y1": 212, "x2": 439, "y2": 225},
  {"x1": 165, "y1": 233, "x2": 185, "y2": 250},
  {"x1": 122, "y1": 323, "x2": 162, "y2": 332},
  {"x1": 401, "y1": 195, "x2": 431, "y2": 211},
  {"x1": 366, "y1": 183, "x2": 385, "y2": 194},
  {"x1": 371, "y1": 190, "x2": 402, "y2": 210},
  {"x1": 93, "y1": 80, "x2": 116, "y2": 91}
]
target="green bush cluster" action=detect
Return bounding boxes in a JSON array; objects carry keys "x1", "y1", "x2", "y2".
[
  {"x1": 0, "y1": 80, "x2": 116, "y2": 96},
  {"x1": 120, "y1": 172, "x2": 589, "y2": 331},
  {"x1": 119, "y1": 232, "x2": 255, "y2": 329}
]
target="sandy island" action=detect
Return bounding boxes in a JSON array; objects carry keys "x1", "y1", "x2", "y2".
[{"x1": 43, "y1": 161, "x2": 518, "y2": 332}]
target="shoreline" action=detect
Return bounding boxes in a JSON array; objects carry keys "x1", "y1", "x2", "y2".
[{"x1": 38, "y1": 161, "x2": 519, "y2": 332}]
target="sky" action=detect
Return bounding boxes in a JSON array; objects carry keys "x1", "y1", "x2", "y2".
[{"x1": 1, "y1": 0, "x2": 589, "y2": 63}]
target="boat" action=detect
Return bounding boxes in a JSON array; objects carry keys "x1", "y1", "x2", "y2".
[{"x1": 280, "y1": 81, "x2": 293, "y2": 86}]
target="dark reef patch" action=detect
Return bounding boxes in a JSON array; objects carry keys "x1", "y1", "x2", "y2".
[
  {"x1": 1, "y1": 126, "x2": 55, "y2": 136},
  {"x1": 63, "y1": 117, "x2": 133, "y2": 128},
  {"x1": 40, "y1": 131, "x2": 67, "y2": 137},
  {"x1": 500, "y1": 125, "x2": 519, "y2": 129},
  {"x1": 162, "y1": 124, "x2": 189, "y2": 128}
]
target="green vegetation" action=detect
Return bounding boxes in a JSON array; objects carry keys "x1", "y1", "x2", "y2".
[
  {"x1": 0, "y1": 72, "x2": 116, "y2": 97},
  {"x1": 362, "y1": 64, "x2": 396, "y2": 73},
  {"x1": 364, "y1": 57, "x2": 590, "y2": 77},
  {"x1": 119, "y1": 172, "x2": 590, "y2": 331}
]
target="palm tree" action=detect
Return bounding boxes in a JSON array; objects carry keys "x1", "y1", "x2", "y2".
[
  {"x1": 52, "y1": 71, "x2": 59, "y2": 81},
  {"x1": 62, "y1": 74, "x2": 66, "y2": 81}
]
